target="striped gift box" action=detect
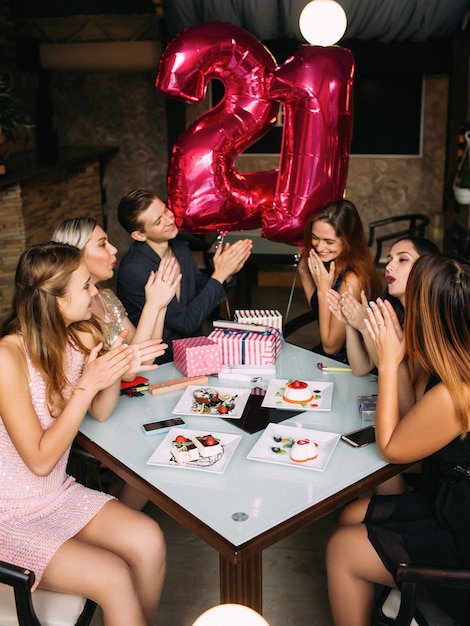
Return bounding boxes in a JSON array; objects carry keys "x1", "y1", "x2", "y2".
[
  {"x1": 208, "y1": 328, "x2": 281, "y2": 365},
  {"x1": 234, "y1": 309, "x2": 282, "y2": 330}
]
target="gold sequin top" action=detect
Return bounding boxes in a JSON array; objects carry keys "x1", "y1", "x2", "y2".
[{"x1": 95, "y1": 288, "x2": 128, "y2": 349}]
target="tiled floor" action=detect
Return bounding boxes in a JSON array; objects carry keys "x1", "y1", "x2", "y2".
[{"x1": 92, "y1": 285, "x2": 338, "y2": 626}]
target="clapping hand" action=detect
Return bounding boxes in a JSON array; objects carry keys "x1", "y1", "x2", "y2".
[
  {"x1": 364, "y1": 298, "x2": 405, "y2": 368},
  {"x1": 212, "y1": 238, "x2": 253, "y2": 283},
  {"x1": 341, "y1": 290, "x2": 368, "y2": 331},
  {"x1": 81, "y1": 339, "x2": 134, "y2": 392},
  {"x1": 144, "y1": 257, "x2": 181, "y2": 309},
  {"x1": 326, "y1": 289, "x2": 347, "y2": 324},
  {"x1": 125, "y1": 338, "x2": 167, "y2": 377},
  {"x1": 110, "y1": 331, "x2": 167, "y2": 380}
]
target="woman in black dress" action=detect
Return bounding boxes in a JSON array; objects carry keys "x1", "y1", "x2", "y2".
[{"x1": 326, "y1": 254, "x2": 470, "y2": 626}]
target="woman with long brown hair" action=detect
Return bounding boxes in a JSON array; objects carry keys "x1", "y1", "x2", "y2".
[{"x1": 298, "y1": 199, "x2": 382, "y2": 363}]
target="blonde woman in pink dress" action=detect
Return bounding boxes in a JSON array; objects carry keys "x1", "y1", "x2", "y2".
[{"x1": 0, "y1": 242, "x2": 166, "y2": 626}]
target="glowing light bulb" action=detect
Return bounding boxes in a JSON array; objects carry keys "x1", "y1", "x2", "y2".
[
  {"x1": 192, "y1": 604, "x2": 270, "y2": 626},
  {"x1": 299, "y1": 0, "x2": 347, "y2": 46}
]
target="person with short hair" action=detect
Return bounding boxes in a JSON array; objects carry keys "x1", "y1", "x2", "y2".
[{"x1": 116, "y1": 189, "x2": 252, "y2": 363}]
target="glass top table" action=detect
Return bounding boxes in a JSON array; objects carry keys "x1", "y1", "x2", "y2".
[{"x1": 77, "y1": 342, "x2": 405, "y2": 612}]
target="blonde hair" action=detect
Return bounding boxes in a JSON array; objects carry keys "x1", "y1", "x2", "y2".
[
  {"x1": 52, "y1": 217, "x2": 98, "y2": 250},
  {"x1": 405, "y1": 254, "x2": 470, "y2": 432}
]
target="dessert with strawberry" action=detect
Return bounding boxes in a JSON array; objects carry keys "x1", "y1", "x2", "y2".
[
  {"x1": 192, "y1": 434, "x2": 223, "y2": 458},
  {"x1": 290, "y1": 438, "x2": 318, "y2": 462},
  {"x1": 171, "y1": 434, "x2": 199, "y2": 464},
  {"x1": 282, "y1": 379, "x2": 314, "y2": 404},
  {"x1": 191, "y1": 388, "x2": 237, "y2": 414}
]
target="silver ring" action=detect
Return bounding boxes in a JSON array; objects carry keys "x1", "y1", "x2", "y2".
[
  {"x1": 378, "y1": 324, "x2": 385, "y2": 329},
  {"x1": 314, "y1": 265, "x2": 318, "y2": 270},
  {"x1": 162, "y1": 279, "x2": 167, "y2": 283}
]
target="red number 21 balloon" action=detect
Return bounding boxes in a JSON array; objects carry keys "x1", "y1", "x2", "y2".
[{"x1": 156, "y1": 22, "x2": 354, "y2": 245}]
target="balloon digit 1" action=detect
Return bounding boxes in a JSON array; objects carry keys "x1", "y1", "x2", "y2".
[
  {"x1": 262, "y1": 45, "x2": 355, "y2": 245},
  {"x1": 156, "y1": 21, "x2": 279, "y2": 234}
]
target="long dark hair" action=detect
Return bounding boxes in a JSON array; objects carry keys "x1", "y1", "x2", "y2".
[
  {"x1": 304, "y1": 199, "x2": 382, "y2": 298},
  {"x1": 385, "y1": 236, "x2": 441, "y2": 325}
]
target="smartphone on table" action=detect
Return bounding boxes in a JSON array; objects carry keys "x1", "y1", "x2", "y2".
[
  {"x1": 341, "y1": 425, "x2": 376, "y2": 448},
  {"x1": 141, "y1": 417, "x2": 186, "y2": 436}
]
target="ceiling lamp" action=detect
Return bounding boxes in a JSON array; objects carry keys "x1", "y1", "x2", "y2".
[
  {"x1": 192, "y1": 604, "x2": 270, "y2": 626},
  {"x1": 299, "y1": 0, "x2": 347, "y2": 46}
]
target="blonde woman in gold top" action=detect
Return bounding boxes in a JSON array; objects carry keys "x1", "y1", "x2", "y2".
[
  {"x1": 53, "y1": 217, "x2": 182, "y2": 510},
  {"x1": 53, "y1": 217, "x2": 181, "y2": 365}
]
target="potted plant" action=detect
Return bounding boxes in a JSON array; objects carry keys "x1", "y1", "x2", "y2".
[
  {"x1": 0, "y1": 80, "x2": 33, "y2": 174},
  {"x1": 454, "y1": 164, "x2": 470, "y2": 205}
]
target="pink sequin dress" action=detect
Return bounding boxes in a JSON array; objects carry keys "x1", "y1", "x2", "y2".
[{"x1": 0, "y1": 337, "x2": 114, "y2": 589}]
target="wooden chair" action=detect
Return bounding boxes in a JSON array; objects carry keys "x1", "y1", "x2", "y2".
[
  {"x1": 368, "y1": 214, "x2": 430, "y2": 266},
  {"x1": 372, "y1": 562, "x2": 470, "y2": 625},
  {"x1": 0, "y1": 559, "x2": 96, "y2": 626}
]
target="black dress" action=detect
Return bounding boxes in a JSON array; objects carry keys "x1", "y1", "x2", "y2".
[
  {"x1": 365, "y1": 376, "x2": 470, "y2": 625},
  {"x1": 310, "y1": 272, "x2": 349, "y2": 364}
]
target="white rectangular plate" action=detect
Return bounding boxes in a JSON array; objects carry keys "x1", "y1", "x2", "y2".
[
  {"x1": 247, "y1": 423, "x2": 340, "y2": 472},
  {"x1": 147, "y1": 428, "x2": 242, "y2": 474},
  {"x1": 261, "y1": 379, "x2": 334, "y2": 411},
  {"x1": 171, "y1": 385, "x2": 251, "y2": 419}
]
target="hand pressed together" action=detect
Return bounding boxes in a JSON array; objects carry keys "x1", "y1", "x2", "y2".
[
  {"x1": 307, "y1": 248, "x2": 336, "y2": 293},
  {"x1": 212, "y1": 238, "x2": 253, "y2": 284},
  {"x1": 327, "y1": 288, "x2": 368, "y2": 331},
  {"x1": 364, "y1": 298, "x2": 405, "y2": 369},
  {"x1": 144, "y1": 257, "x2": 181, "y2": 309}
]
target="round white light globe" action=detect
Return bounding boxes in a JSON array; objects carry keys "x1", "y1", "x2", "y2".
[
  {"x1": 192, "y1": 604, "x2": 270, "y2": 626},
  {"x1": 299, "y1": 0, "x2": 347, "y2": 46}
]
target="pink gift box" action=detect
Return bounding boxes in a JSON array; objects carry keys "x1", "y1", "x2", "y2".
[
  {"x1": 208, "y1": 328, "x2": 281, "y2": 365},
  {"x1": 172, "y1": 336, "x2": 221, "y2": 376}
]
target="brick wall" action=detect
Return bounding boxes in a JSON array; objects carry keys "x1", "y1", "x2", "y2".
[{"x1": 0, "y1": 158, "x2": 103, "y2": 320}]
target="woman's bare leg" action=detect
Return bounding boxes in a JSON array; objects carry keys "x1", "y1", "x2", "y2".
[
  {"x1": 338, "y1": 497, "x2": 370, "y2": 527},
  {"x1": 326, "y1": 523, "x2": 396, "y2": 626},
  {"x1": 40, "y1": 538, "x2": 147, "y2": 626},
  {"x1": 119, "y1": 482, "x2": 149, "y2": 511},
  {"x1": 41, "y1": 500, "x2": 166, "y2": 626}
]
